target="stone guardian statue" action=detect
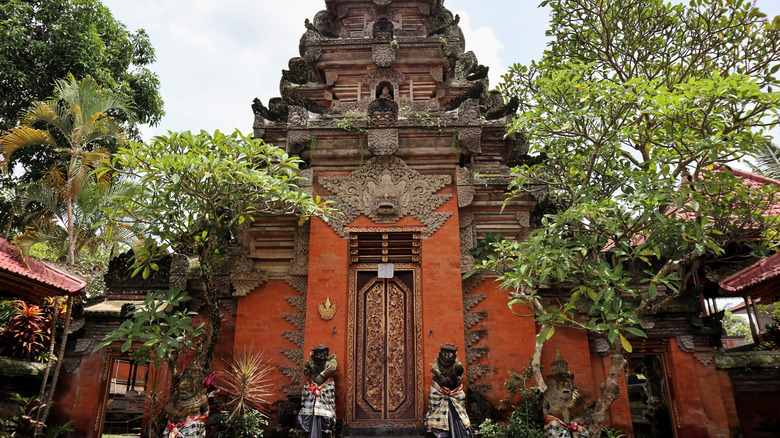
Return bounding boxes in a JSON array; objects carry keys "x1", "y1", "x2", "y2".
[
  {"x1": 542, "y1": 351, "x2": 590, "y2": 438},
  {"x1": 424, "y1": 343, "x2": 472, "y2": 438},
  {"x1": 297, "y1": 344, "x2": 337, "y2": 437}
]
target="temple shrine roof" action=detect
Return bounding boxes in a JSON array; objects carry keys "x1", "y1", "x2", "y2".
[
  {"x1": 720, "y1": 251, "x2": 780, "y2": 299},
  {"x1": 0, "y1": 238, "x2": 86, "y2": 302},
  {"x1": 716, "y1": 167, "x2": 780, "y2": 299}
]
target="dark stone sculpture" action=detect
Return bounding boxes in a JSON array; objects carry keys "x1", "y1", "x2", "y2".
[
  {"x1": 282, "y1": 87, "x2": 329, "y2": 115},
  {"x1": 252, "y1": 97, "x2": 289, "y2": 124},
  {"x1": 297, "y1": 344, "x2": 337, "y2": 437},
  {"x1": 485, "y1": 93, "x2": 519, "y2": 121},
  {"x1": 305, "y1": 10, "x2": 341, "y2": 38},
  {"x1": 373, "y1": 18, "x2": 394, "y2": 41},
  {"x1": 441, "y1": 81, "x2": 485, "y2": 112},
  {"x1": 283, "y1": 57, "x2": 318, "y2": 85},
  {"x1": 426, "y1": 10, "x2": 457, "y2": 36},
  {"x1": 163, "y1": 364, "x2": 209, "y2": 438},
  {"x1": 542, "y1": 351, "x2": 590, "y2": 438},
  {"x1": 424, "y1": 344, "x2": 472, "y2": 438},
  {"x1": 368, "y1": 94, "x2": 398, "y2": 127}
]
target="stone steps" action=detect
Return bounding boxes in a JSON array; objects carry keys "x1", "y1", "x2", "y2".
[{"x1": 343, "y1": 426, "x2": 428, "y2": 438}]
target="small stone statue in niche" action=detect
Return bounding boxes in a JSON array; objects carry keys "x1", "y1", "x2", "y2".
[
  {"x1": 297, "y1": 344, "x2": 337, "y2": 437},
  {"x1": 424, "y1": 343, "x2": 473, "y2": 438},
  {"x1": 542, "y1": 351, "x2": 590, "y2": 438},
  {"x1": 379, "y1": 85, "x2": 393, "y2": 100}
]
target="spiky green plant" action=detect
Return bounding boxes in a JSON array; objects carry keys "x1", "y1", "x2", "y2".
[{"x1": 218, "y1": 349, "x2": 273, "y2": 420}]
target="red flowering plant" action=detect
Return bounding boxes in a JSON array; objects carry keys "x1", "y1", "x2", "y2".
[{"x1": 0, "y1": 299, "x2": 63, "y2": 362}]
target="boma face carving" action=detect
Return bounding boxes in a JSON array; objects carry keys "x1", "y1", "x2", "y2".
[
  {"x1": 371, "y1": 109, "x2": 396, "y2": 127},
  {"x1": 365, "y1": 174, "x2": 407, "y2": 220}
]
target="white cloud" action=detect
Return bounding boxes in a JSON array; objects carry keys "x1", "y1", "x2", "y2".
[{"x1": 454, "y1": 11, "x2": 505, "y2": 89}]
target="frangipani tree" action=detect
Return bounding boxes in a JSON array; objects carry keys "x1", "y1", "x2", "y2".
[
  {"x1": 483, "y1": 0, "x2": 780, "y2": 436},
  {"x1": 97, "y1": 130, "x2": 334, "y2": 435}
]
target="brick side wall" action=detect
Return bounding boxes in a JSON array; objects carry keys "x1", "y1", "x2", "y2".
[{"x1": 235, "y1": 279, "x2": 309, "y2": 419}]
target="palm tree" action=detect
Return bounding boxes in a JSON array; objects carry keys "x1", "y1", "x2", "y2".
[
  {"x1": 1, "y1": 73, "x2": 134, "y2": 264},
  {"x1": 0, "y1": 74, "x2": 134, "y2": 427},
  {"x1": 751, "y1": 141, "x2": 780, "y2": 180},
  {"x1": 19, "y1": 176, "x2": 143, "y2": 263}
]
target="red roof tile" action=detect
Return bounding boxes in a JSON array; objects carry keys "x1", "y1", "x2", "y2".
[
  {"x1": 0, "y1": 238, "x2": 86, "y2": 298},
  {"x1": 720, "y1": 251, "x2": 780, "y2": 296}
]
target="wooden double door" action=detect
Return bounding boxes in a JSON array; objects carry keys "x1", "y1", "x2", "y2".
[{"x1": 347, "y1": 265, "x2": 423, "y2": 427}]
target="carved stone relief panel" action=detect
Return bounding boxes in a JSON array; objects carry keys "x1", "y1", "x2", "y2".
[
  {"x1": 281, "y1": 272, "x2": 307, "y2": 395},
  {"x1": 467, "y1": 365, "x2": 490, "y2": 384},
  {"x1": 459, "y1": 127, "x2": 482, "y2": 154},
  {"x1": 325, "y1": 71, "x2": 339, "y2": 86},
  {"x1": 287, "y1": 105, "x2": 310, "y2": 155},
  {"x1": 463, "y1": 294, "x2": 486, "y2": 312},
  {"x1": 313, "y1": 10, "x2": 342, "y2": 37},
  {"x1": 458, "y1": 99, "x2": 480, "y2": 125},
  {"x1": 230, "y1": 252, "x2": 269, "y2": 297},
  {"x1": 457, "y1": 167, "x2": 475, "y2": 208},
  {"x1": 299, "y1": 29, "x2": 323, "y2": 62},
  {"x1": 319, "y1": 156, "x2": 452, "y2": 238},
  {"x1": 289, "y1": 223, "x2": 310, "y2": 276},
  {"x1": 676, "y1": 335, "x2": 695, "y2": 353},
  {"x1": 365, "y1": 69, "x2": 406, "y2": 103},
  {"x1": 459, "y1": 211, "x2": 476, "y2": 273},
  {"x1": 465, "y1": 330, "x2": 487, "y2": 347},
  {"x1": 372, "y1": 45, "x2": 396, "y2": 68},
  {"x1": 368, "y1": 128, "x2": 399, "y2": 155}
]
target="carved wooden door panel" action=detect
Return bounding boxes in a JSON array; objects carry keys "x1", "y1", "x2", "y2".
[{"x1": 349, "y1": 268, "x2": 422, "y2": 425}]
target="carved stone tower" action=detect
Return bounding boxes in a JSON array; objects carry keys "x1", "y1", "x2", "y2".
[{"x1": 239, "y1": 0, "x2": 533, "y2": 433}]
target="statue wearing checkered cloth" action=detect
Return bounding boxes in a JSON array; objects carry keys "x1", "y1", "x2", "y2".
[
  {"x1": 424, "y1": 343, "x2": 472, "y2": 438},
  {"x1": 297, "y1": 344, "x2": 337, "y2": 437}
]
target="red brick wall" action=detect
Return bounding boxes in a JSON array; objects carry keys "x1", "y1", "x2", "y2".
[
  {"x1": 235, "y1": 278, "x2": 310, "y2": 419},
  {"x1": 51, "y1": 350, "x2": 107, "y2": 438},
  {"x1": 666, "y1": 338, "x2": 723, "y2": 438},
  {"x1": 463, "y1": 278, "x2": 537, "y2": 406},
  {"x1": 417, "y1": 185, "x2": 467, "y2": 391},
  {"x1": 303, "y1": 216, "x2": 351, "y2": 416}
]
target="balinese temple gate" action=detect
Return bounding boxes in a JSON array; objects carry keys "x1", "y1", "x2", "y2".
[
  {"x1": 241, "y1": 0, "x2": 531, "y2": 434},
  {"x1": 51, "y1": 1, "x2": 743, "y2": 437}
]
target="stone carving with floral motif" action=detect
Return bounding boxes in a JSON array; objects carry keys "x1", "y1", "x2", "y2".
[{"x1": 319, "y1": 156, "x2": 452, "y2": 238}]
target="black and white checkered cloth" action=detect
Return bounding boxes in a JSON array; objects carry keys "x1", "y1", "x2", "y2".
[
  {"x1": 424, "y1": 382, "x2": 471, "y2": 431},
  {"x1": 299, "y1": 379, "x2": 336, "y2": 418}
]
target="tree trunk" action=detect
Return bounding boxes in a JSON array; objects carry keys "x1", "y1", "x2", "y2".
[
  {"x1": 589, "y1": 340, "x2": 627, "y2": 438},
  {"x1": 532, "y1": 324, "x2": 549, "y2": 393},
  {"x1": 34, "y1": 297, "x2": 63, "y2": 434},
  {"x1": 38, "y1": 295, "x2": 73, "y2": 427},
  {"x1": 3, "y1": 210, "x2": 13, "y2": 240},
  {"x1": 35, "y1": 190, "x2": 76, "y2": 430},
  {"x1": 160, "y1": 253, "x2": 224, "y2": 438},
  {"x1": 66, "y1": 192, "x2": 74, "y2": 266}
]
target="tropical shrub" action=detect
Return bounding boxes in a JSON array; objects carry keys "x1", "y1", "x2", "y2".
[
  {"x1": 207, "y1": 350, "x2": 273, "y2": 437},
  {"x1": 476, "y1": 410, "x2": 543, "y2": 438},
  {"x1": 214, "y1": 409, "x2": 268, "y2": 438},
  {"x1": 0, "y1": 301, "x2": 54, "y2": 361},
  {"x1": 477, "y1": 367, "x2": 544, "y2": 438}
]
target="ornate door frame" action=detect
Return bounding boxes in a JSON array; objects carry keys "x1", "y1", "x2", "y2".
[
  {"x1": 346, "y1": 263, "x2": 424, "y2": 427},
  {"x1": 630, "y1": 341, "x2": 681, "y2": 438}
]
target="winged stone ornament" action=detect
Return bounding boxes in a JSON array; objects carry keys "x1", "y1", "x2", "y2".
[{"x1": 318, "y1": 297, "x2": 337, "y2": 320}]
